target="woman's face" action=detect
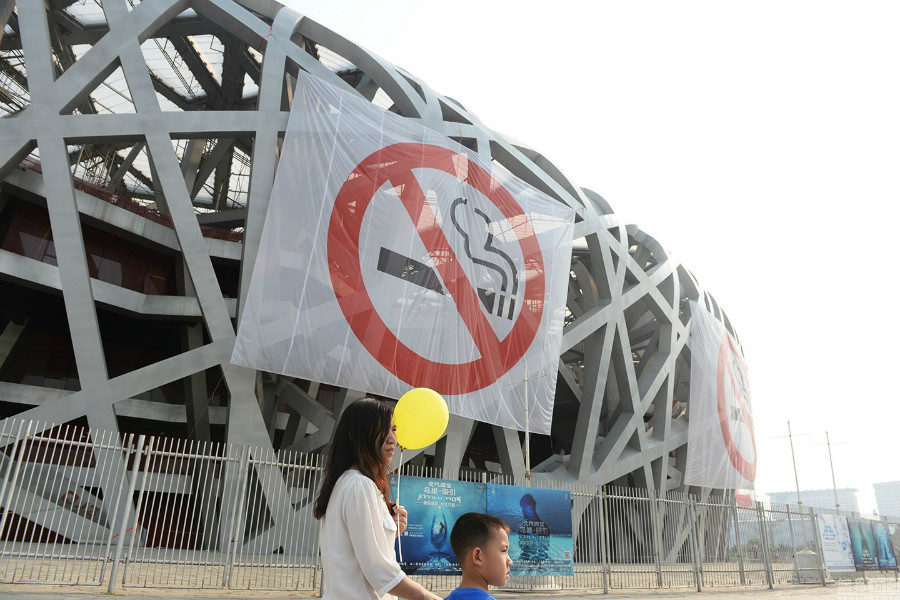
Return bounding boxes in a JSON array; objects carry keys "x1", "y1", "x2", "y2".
[{"x1": 380, "y1": 418, "x2": 397, "y2": 465}]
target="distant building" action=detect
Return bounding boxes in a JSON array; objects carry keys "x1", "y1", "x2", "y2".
[
  {"x1": 768, "y1": 488, "x2": 859, "y2": 514},
  {"x1": 873, "y1": 481, "x2": 900, "y2": 519}
]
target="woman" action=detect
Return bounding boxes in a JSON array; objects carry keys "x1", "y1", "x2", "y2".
[{"x1": 314, "y1": 397, "x2": 441, "y2": 600}]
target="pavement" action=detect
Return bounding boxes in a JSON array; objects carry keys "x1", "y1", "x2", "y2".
[{"x1": 0, "y1": 579, "x2": 898, "y2": 600}]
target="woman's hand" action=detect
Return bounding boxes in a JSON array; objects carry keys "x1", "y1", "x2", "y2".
[
  {"x1": 388, "y1": 575, "x2": 442, "y2": 600},
  {"x1": 395, "y1": 504, "x2": 408, "y2": 536}
]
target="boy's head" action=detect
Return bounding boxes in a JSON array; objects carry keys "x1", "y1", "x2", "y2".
[{"x1": 450, "y1": 513, "x2": 512, "y2": 588}]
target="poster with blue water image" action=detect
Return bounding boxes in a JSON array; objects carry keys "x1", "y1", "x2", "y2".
[
  {"x1": 848, "y1": 518, "x2": 880, "y2": 570},
  {"x1": 873, "y1": 522, "x2": 898, "y2": 570},
  {"x1": 389, "y1": 474, "x2": 486, "y2": 575},
  {"x1": 486, "y1": 484, "x2": 574, "y2": 576}
]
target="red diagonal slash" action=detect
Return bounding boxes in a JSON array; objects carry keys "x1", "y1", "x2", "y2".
[
  {"x1": 717, "y1": 333, "x2": 757, "y2": 481},
  {"x1": 390, "y1": 170, "x2": 502, "y2": 359}
]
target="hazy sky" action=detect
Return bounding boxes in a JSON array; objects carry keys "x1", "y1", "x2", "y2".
[{"x1": 282, "y1": 0, "x2": 900, "y2": 513}]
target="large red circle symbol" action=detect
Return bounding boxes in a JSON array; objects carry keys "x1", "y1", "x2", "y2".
[
  {"x1": 327, "y1": 143, "x2": 545, "y2": 395},
  {"x1": 716, "y1": 334, "x2": 757, "y2": 481}
]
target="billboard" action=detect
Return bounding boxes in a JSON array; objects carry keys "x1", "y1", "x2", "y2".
[
  {"x1": 390, "y1": 475, "x2": 486, "y2": 574},
  {"x1": 890, "y1": 524, "x2": 900, "y2": 568},
  {"x1": 487, "y1": 484, "x2": 574, "y2": 576},
  {"x1": 848, "y1": 518, "x2": 880, "y2": 570},
  {"x1": 816, "y1": 513, "x2": 855, "y2": 572},
  {"x1": 389, "y1": 476, "x2": 575, "y2": 576},
  {"x1": 873, "y1": 522, "x2": 898, "y2": 570}
]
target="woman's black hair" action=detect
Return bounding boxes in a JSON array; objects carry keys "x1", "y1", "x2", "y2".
[{"x1": 314, "y1": 397, "x2": 394, "y2": 519}]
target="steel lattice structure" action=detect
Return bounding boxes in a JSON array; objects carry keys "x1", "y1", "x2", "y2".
[{"x1": 0, "y1": 0, "x2": 743, "y2": 526}]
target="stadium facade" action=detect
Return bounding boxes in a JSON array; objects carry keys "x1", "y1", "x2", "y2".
[{"x1": 1, "y1": 0, "x2": 743, "y2": 503}]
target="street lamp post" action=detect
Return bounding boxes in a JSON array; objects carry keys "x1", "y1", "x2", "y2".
[
  {"x1": 787, "y1": 421, "x2": 803, "y2": 509},
  {"x1": 826, "y1": 431, "x2": 840, "y2": 514}
]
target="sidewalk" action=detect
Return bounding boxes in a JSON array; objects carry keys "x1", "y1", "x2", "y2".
[{"x1": 0, "y1": 579, "x2": 898, "y2": 600}]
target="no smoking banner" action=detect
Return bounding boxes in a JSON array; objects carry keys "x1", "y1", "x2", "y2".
[
  {"x1": 716, "y1": 334, "x2": 756, "y2": 482},
  {"x1": 232, "y1": 72, "x2": 575, "y2": 434},
  {"x1": 684, "y1": 301, "x2": 756, "y2": 489},
  {"x1": 329, "y1": 143, "x2": 545, "y2": 395}
]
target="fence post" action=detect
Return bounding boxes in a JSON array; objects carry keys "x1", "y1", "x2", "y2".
[
  {"x1": 785, "y1": 503, "x2": 799, "y2": 583},
  {"x1": 730, "y1": 499, "x2": 746, "y2": 585},
  {"x1": 600, "y1": 485, "x2": 612, "y2": 594},
  {"x1": 755, "y1": 502, "x2": 774, "y2": 589},
  {"x1": 689, "y1": 497, "x2": 702, "y2": 592},
  {"x1": 648, "y1": 488, "x2": 664, "y2": 588},
  {"x1": 225, "y1": 444, "x2": 251, "y2": 589},
  {"x1": 809, "y1": 507, "x2": 827, "y2": 586},
  {"x1": 107, "y1": 435, "x2": 145, "y2": 593},
  {"x1": 598, "y1": 485, "x2": 609, "y2": 595},
  {"x1": 122, "y1": 436, "x2": 154, "y2": 587},
  {"x1": 100, "y1": 433, "x2": 134, "y2": 586}
]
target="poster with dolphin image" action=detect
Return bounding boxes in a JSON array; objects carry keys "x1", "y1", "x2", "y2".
[
  {"x1": 389, "y1": 474, "x2": 486, "y2": 574},
  {"x1": 486, "y1": 484, "x2": 574, "y2": 575}
]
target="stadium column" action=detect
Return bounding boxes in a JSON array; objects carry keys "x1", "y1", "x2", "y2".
[
  {"x1": 493, "y1": 425, "x2": 526, "y2": 480},
  {"x1": 567, "y1": 323, "x2": 617, "y2": 480},
  {"x1": 237, "y1": 7, "x2": 300, "y2": 311},
  {"x1": 649, "y1": 320, "x2": 682, "y2": 490},
  {"x1": 565, "y1": 224, "x2": 623, "y2": 482},
  {"x1": 433, "y1": 415, "x2": 476, "y2": 480},
  {"x1": 176, "y1": 141, "x2": 213, "y2": 444},
  {"x1": 102, "y1": 0, "x2": 295, "y2": 550},
  {"x1": 16, "y1": 0, "x2": 131, "y2": 536}
]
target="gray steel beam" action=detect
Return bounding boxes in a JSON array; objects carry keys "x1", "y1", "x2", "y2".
[
  {"x1": 190, "y1": 138, "x2": 235, "y2": 199},
  {"x1": 0, "y1": 2, "x2": 14, "y2": 47},
  {"x1": 493, "y1": 425, "x2": 526, "y2": 480},
  {"x1": 0, "y1": 318, "x2": 26, "y2": 372},
  {"x1": 433, "y1": 415, "x2": 475, "y2": 480}
]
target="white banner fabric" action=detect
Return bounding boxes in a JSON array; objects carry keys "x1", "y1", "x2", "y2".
[
  {"x1": 684, "y1": 301, "x2": 756, "y2": 489},
  {"x1": 231, "y1": 72, "x2": 575, "y2": 435},
  {"x1": 818, "y1": 513, "x2": 856, "y2": 573}
]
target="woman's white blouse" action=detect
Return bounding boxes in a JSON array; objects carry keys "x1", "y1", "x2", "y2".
[{"x1": 321, "y1": 469, "x2": 404, "y2": 600}]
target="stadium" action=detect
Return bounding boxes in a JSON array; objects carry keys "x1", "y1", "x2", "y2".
[{"x1": 0, "y1": 0, "x2": 750, "y2": 579}]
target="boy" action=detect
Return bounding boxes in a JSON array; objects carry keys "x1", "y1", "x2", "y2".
[{"x1": 444, "y1": 513, "x2": 513, "y2": 600}]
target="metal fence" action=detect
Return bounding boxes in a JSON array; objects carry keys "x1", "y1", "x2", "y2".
[{"x1": 1, "y1": 417, "x2": 898, "y2": 594}]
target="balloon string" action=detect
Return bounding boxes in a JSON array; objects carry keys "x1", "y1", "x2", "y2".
[{"x1": 396, "y1": 447, "x2": 403, "y2": 562}]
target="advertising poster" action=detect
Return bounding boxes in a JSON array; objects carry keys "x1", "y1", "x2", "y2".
[
  {"x1": 848, "y1": 518, "x2": 880, "y2": 570},
  {"x1": 817, "y1": 513, "x2": 855, "y2": 572},
  {"x1": 487, "y1": 484, "x2": 574, "y2": 576},
  {"x1": 389, "y1": 475, "x2": 486, "y2": 574},
  {"x1": 890, "y1": 524, "x2": 900, "y2": 567},
  {"x1": 873, "y1": 522, "x2": 898, "y2": 570}
]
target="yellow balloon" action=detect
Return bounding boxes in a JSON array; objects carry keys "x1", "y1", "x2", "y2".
[{"x1": 393, "y1": 388, "x2": 449, "y2": 450}]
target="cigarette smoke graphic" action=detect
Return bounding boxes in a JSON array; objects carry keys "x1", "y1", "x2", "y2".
[{"x1": 450, "y1": 197, "x2": 518, "y2": 320}]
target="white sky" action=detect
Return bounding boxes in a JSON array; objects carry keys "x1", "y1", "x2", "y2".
[{"x1": 282, "y1": 0, "x2": 900, "y2": 513}]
